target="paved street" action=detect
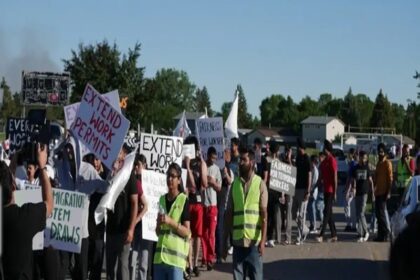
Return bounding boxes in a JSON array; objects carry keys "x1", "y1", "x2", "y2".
[{"x1": 198, "y1": 203, "x2": 391, "y2": 280}]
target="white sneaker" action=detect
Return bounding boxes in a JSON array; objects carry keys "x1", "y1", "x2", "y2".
[
  {"x1": 363, "y1": 232, "x2": 369, "y2": 242},
  {"x1": 266, "y1": 240, "x2": 275, "y2": 248},
  {"x1": 357, "y1": 237, "x2": 364, "y2": 243},
  {"x1": 228, "y1": 246, "x2": 233, "y2": 255},
  {"x1": 310, "y1": 229, "x2": 319, "y2": 234}
]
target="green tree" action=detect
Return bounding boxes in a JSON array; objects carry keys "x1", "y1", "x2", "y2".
[
  {"x1": 276, "y1": 95, "x2": 300, "y2": 132},
  {"x1": 403, "y1": 101, "x2": 416, "y2": 139},
  {"x1": 0, "y1": 77, "x2": 22, "y2": 120},
  {"x1": 370, "y1": 89, "x2": 394, "y2": 130},
  {"x1": 297, "y1": 96, "x2": 321, "y2": 120},
  {"x1": 220, "y1": 102, "x2": 232, "y2": 122},
  {"x1": 193, "y1": 86, "x2": 213, "y2": 117},
  {"x1": 259, "y1": 94, "x2": 283, "y2": 127},
  {"x1": 391, "y1": 103, "x2": 406, "y2": 133},
  {"x1": 63, "y1": 40, "x2": 145, "y2": 127},
  {"x1": 318, "y1": 93, "x2": 343, "y2": 119},
  {"x1": 236, "y1": 84, "x2": 253, "y2": 128},
  {"x1": 143, "y1": 68, "x2": 196, "y2": 131}
]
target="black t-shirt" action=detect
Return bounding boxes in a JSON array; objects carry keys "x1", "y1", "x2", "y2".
[
  {"x1": 107, "y1": 172, "x2": 138, "y2": 234},
  {"x1": 4, "y1": 202, "x2": 46, "y2": 280},
  {"x1": 352, "y1": 164, "x2": 371, "y2": 196},
  {"x1": 187, "y1": 159, "x2": 203, "y2": 204},
  {"x1": 295, "y1": 153, "x2": 311, "y2": 190},
  {"x1": 165, "y1": 194, "x2": 190, "y2": 224}
]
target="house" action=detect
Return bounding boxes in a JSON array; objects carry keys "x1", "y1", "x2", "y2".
[
  {"x1": 301, "y1": 116, "x2": 345, "y2": 142},
  {"x1": 247, "y1": 127, "x2": 298, "y2": 147},
  {"x1": 173, "y1": 112, "x2": 206, "y2": 136}
]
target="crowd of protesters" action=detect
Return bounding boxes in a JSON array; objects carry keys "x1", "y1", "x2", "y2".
[{"x1": 1, "y1": 129, "x2": 419, "y2": 280}]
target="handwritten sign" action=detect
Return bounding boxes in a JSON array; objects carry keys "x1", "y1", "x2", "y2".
[
  {"x1": 269, "y1": 159, "x2": 297, "y2": 196},
  {"x1": 140, "y1": 133, "x2": 183, "y2": 173},
  {"x1": 70, "y1": 84, "x2": 130, "y2": 170},
  {"x1": 141, "y1": 170, "x2": 168, "y2": 242},
  {"x1": 196, "y1": 117, "x2": 225, "y2": 168},
  {"x1": 64, "y1": 90, "x2": 121, "y2": 130},
  {"x1": 182, "y1": 144, "x2": 195, "y2": 160},
  {"x1": 14, "y1": 189, "x2": 44, "y2": 250},
  {"x1": 6, "y1": 118, "x2": 32, "y2": 154},
  {"x1": 45, "y1": 189, "x2": 89, "y2": 253}
]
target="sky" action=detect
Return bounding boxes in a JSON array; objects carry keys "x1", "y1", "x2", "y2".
[{"x1": 0, "y1": 1, "x2": 419, "y2": 117}]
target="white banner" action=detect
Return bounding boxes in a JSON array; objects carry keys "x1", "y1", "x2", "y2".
[
  {"x1": 182, "y1": 144, "x2": 195, "y2": 160},
  {"x1": 140, "y1": 133, "x2": 183, "y2": 173},
  {"x1": 70, "y1": 84, "x2": 130, "y2": 170},
  {"x1": 95, "y1": 149, "x2": 137, "y2": 224},
  {"x1": 14, "y1": 189, "x2": 44, "y2": 250},
  {"x1": 141, "y1": 170, "x2": 167, "y2": 242},
  {"x1": 64, "y1": 90, "x2": 121, "y2": 130},
  {"x1": 196, "y1": 117, "x2": 225, "y2": 168}
]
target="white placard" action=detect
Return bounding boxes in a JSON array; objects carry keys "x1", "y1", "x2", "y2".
[
  {"x1": 70, "y1": 84, "x2": 130, "y2": 170},
  {"x1": 140, "y1": 133, "x2": 183, "y2": 173},
  {"x1": 141, "y1": 170, "x2": 167, "y2": 242},
  {"x1": 14, "y1": 189, "x2": 44, "y2": 250},
  {"x1": 64, "y1": 90, "x2": 121, "y2": 130},
  {"x1": 45, "y1": 189, "x2": 90, "y2": 253},
  {"x1": 196, "y1": 117, "x2": 225, "y2": 168},
  {"x1": 182, "y1": 144, "x2": 196, "y2": 160}
]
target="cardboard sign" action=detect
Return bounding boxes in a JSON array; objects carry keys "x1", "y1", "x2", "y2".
[
  {"x1": 14, "y1": 189, "x2": 44, "y2": 250},
  {"x1": 269, "y1": 159, "x2": 297, "y2": 196},
  {"x1": 140, "y1": 133, "x2": 183, "y2": 173},
  {"x1": 45, "y1": 189, "x2": 89, "y2": 253},
  {"x1": 6, "y1": 118, "x2": 32, "y2": 154},
  {"x1": 64, "y1": 90, "x2": 121, "y2": 130},
  {"x1": 141, "y1": 170, "x2": 168, "y2": 242},
  {"x1": 182, "y1": 144, "x2": 195, "y2": 160},
  {"x1": 70, "y1": 84, "x2": 130, "y2": 170},
  {"x1": 196, "y1": 117, "x2": 225, "y2": 168}
]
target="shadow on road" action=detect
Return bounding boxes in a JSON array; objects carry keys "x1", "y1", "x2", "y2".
[{"x1": 214, "y1": 258, "x2": 389, "y2": 280}]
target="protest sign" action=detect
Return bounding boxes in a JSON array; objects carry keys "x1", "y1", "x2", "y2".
[
  {"x1": 196, "y1": 117, "x2": 225, "y2": 168},
  {"x1": 45, "y1": 189, "x2": 89, "y2": 253},
  {"x1": 140, "y1": 133, "x2": 183, "y2": 173},
  {"x1": 141, "y1": 170, "x2": 168, "y2": 242},
  {"x1": 70, "y1": 84, "x2": 130, "y2": 170},
  {"x1": 6, "y1": 118, "x2": 32, "y2": 154},
  {"x1": 24, "y1": 183, "x2": 40, "y2": 190},
  {"x1": 269, "y1": 159, "x2": 297, "y2": 196},
  {"x1": 64, "y1": 90, "x2": 121, "y2": 130},
  {"x1": 14, "y1": 189, "x2": 44, "y2": 250},
  {"x1": 182, "y1": 144, "x2": 195, "y2": 160}
]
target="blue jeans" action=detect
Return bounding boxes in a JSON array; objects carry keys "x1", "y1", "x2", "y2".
[
  {"x1": 315, "y1": 193, "x2": 325, "y2": 224},
  {"x1": 308, "y1": 196, "x2": 317, "y2": 229},
  {"x1": 153, "y1": 263, "x2": 183, "y2": 280},
  {"x1": 233, "y1": 246, "x2": 263, "y2": 280},
  {"x1": 215, "y1": 206, "x2": 225, "y2": 260}
]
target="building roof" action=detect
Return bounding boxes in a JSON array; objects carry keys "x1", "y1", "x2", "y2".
[
  {"x1": 173, "y1": 112, "x2": 206, "y2": 120},
  {"x1": 301, "y1": 116, "x2": 345, "y2": 126},
  {"x1": 251, "y1": 127, "x2": 298, "y2": 137}
]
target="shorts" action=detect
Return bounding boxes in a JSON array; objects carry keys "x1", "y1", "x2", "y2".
[{"x1": 189, "y1": 203, "x2": 203, "y2": 237}]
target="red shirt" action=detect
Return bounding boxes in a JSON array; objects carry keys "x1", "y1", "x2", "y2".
[{"x1": 320, "y1": 154, "x2": 337, "y2": 194}]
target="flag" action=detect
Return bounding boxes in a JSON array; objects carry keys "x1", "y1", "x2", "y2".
[
  {"x1": 173, "y1": 111, "x2": 191, "y2": 139},
  {"x1": 225, "y1": 91, "x2": 239, "y2": 140}
]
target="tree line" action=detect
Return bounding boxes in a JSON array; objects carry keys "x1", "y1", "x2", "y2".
[{"x1": 0, "y1": 40, "x2": 419, "y2": 144}]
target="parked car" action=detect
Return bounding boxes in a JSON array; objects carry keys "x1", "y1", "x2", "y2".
[
  {"x1": 390, "y1": 175, "x2": 420, "y2": 242},
  {"x1": 332, "y1": 145, "x2": 348, "y2": 183}
]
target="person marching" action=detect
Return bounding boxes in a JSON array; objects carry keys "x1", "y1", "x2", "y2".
[
  {"x1": 154, "y1": 163, "x2": 191, "y2": 280},
  {"x1": 223, "y1": 147, "x2": 268, "y2": 280}
]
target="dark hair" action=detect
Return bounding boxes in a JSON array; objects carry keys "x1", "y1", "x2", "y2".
[
  {"x1": 231, "y1": 137, "x2": 240, "y2": 147},
  {"x1": 324, "y1": 140, "x2": 333, "y2": 153},
  {"x1": 377, "y1": 143, "x2": 386, "y2": 152},
  {"x1": 239, "y1": 147, "x2": 255, "y2": 161},
  {"x1": 297, "y1": 137, "x2": 305, "y2": 149},
  {"x1": 349, "y1": 148, "x2": 355, "y2": 155},
  {"x1": 0, "y1": 161, "x2": 14, "y2": 205},
  {"x1": 359, "y1": 150, "x2": 367, "y2": 157},
  {"x1": 269, "y1": 141, "x2": 280, "y2": 154},
  {"x1": 253, "y1": 137, "x2": 262, "y2": 146},
  {"x1": 167, "y1": 162, "x2": 184, "y2": 192},
  {"x1": 184, "y1": 135, "x2": 199, "y2": 152},
  {"x1": 207, "y1": 146, "x2": 217, "y2": 157},
  {"x1": 135, "y1": 154, "x2": 147, "y2": 167},
  {"x1": 310, "y1": 155, "x2": 318, "y2": 163}
]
